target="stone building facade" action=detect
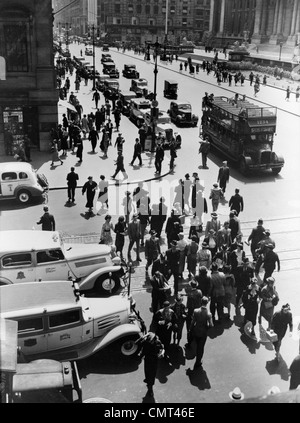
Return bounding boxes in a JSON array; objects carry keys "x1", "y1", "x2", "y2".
[{"x1": 0, "y1": 0, "x2": 58, "y2": 155}]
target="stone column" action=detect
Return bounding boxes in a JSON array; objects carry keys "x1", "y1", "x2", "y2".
[
  {"x1": 217, "y1": 0, "x2": 226, "y2": 36},
  {"x1": 276, "y1": 0, "x2": 284, "y2": 35},
  {"x1": 287, "y1": 0, "x2": 299, "y2": 46},
  {"x1": 209, "y1": 0, "x2": 215, "y2": 33},
  {"x1": 269, "y1": 0, "x2": 280, "y2": 44},
  {"x1": 252, "y1": 0, "x2": 263, "y2": 44},
  {"x1": 260, "y1": 0, "x2": 268, "y2": 36}
]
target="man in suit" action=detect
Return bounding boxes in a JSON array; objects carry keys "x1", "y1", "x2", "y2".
[
  {"x1": 36, "y1": 206, "x2": 56, "y2": 231},
  {"x1": 127, "y1": 213, "x2": 142, "y2": 262},
  {"x1": 198, "y1": 137, "x2": 210, "y2": 169},
  {"x1": 217, "y1": 161, "x2": 230, "y2": 194},
  {"x1": 229, "y1": 188, "x2": 244, "y2": 216},
  {"x1": 130, "y1": 138, "x2": 143, "y2": 166},
  {"x1": 205, "y1": 212, "x2": 221, "y2": 236},
  {"x1": 145, "y1": 230, "x2": 161, "y2": 273},
  {"x1": 189, "y1": 297, "x2": 213, "y2": 368},
  {"x1": 66, "y1": 167, "x2": 79, "y2": 202}
]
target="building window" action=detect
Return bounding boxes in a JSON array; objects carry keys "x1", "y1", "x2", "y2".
[
  {"x1": 149, "y1": 19, "x2": 155, "y2": 26},
  {"x1": 128, "y1": 4, "x2": 134, "y2": 12},
  {"x1": 145, "y1": 5, "x2": 150, "y2": 14},
  {"x1": 136, "y1": 4, "x2": 142, "y2": 14},
  {"x1": 115, "y1": 4, "x2": 121, "y2": 13},
  {"x1": 154, "y1": 5, "x2": 159, "y2": 14},
  {"x1": 2, "y1": 23, "x2": 28, "y2": 72},
  {"x1": 182, "y1": 18, "x2": 188, "y2": 25}
]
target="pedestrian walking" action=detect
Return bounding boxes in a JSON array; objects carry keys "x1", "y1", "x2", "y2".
[
  {"x1": 50, "y1": 140, "x2": 63, "y2": 166},
  {"x1": 150, "y1": 271, "x2": 170, "y2": 314},
  {"x1": 95, "y1": 108, "x2": 102, "y2": 132},
  {"x1": 262, "y1": 244, "x2": 280, "y2": 282},
  {"x1": 76, "y1": 134, "x2": 83, "y2": 163},
  {"x1": 165, "y1": 240, "x2": 181, "y2": 296},
  {"x1": 254, "y1": 81, "x2": 260, "y2": 97},
  {"x1": 241, "y1": 279, "x2": 260, "y2": 336},
  {"x1": 209, "y1": 183, "x2": 223, "y2": 212},
  {"x1": 127, "y1": 213, "x2": 142, "y2": 262},
  {"x1": 138, "y1": 124, "x2": 147, "y2": 152},
  {"x1": 66, "y1": 167, "x2": 79, "y2": 203},
  {"x1": 171, "y1": 295, "x2": 187, "y2": 346},
  {"x1": 188, "y1": 297, "x2": 213, "y2": 369},
  {"x1": 100, "y1": 214, "x2": 114, "y2": 245},
  {"x1": 92, "y1": 89, "x2": 100, "y2": 109},
  {"x1": 247, "y1": 218, "x2": 265, "y2": 261},
  {"x1": 186, "y1": 236, "x2": 199, "y2": 278},
  {"x1": 197, "y1": 242, "x2": 212, "y2": 271},
  {"x1": 112, "y1": 108, "x2": 121, "y2": 131},
  {"x1": 169, "y1": 140, "x2": 177, "y2": 170},
  {"x1": 130, "y1": 138, "x2": 143, "y2": 166},
  {"x1": 285, "y1": 86, "x2": 291, "y2": 101},
  {"x1": 258, "y1": 277, "x2": 279, "y2": 330},
  {"x1": 229, "y1": 189, "x2": 244, "y2": 216},
  {"x1": 88, "y1": 126, "x2": 99, "y2": 153},
  {"x1": 136, "y1": 332, "x2": 164, "y2": 398},
  {"x1": 36, "y1": 206, "x2": 56, "y2": 231},
  {"x1": 154, "y1": 143, "x2": 164, "y2": 174},
  {"x1": 198, "y1": 137, "x2": 210, "y2": 169},
  {"x1": 97, "y1": 175, "x2": 109, "y2": 209},
  {"x1": 217, "y1": 161, "x2": 230, "y2": 195},
  {"x1": 223, "y1": 265, "x2": 236, "y2": 318},
  {"x1": 270, "y1": 303, "x2": 293, "y2": 361},
  {"x1": 154, "y1": 301, "x2": 177, "y2": 358},
  {"x1": 111, "y1": 151, "x2": 127, "y2": 179},
  {"x1": 82, "y1": 176, "x2": 97, "y2": 213},
  {"x1": 209, "y1": 263, "x2": 226, "y2": 323},
  {"x1": 122, "y1": 191, "x2": 133, "y2": 225},
  {"x1": 114, "y1": 132, "x2": 125, "y2": 153},
  {"x1": 114, "y1": 216, "x2": 127, "y2": 258},
  {"x1": 249, "y1": 71, "x2": 254, "y2": 86},
  {"x1": 145, "y1": 230, "x2": 161, "y2": 274}
]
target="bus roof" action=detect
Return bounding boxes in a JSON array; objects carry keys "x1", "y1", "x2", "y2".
[
  {"x1": 212, "y1": 96, "x2": 277, "y2": 118},
  {"x1": 0, "y1": 231, "x2": 62, "y2": 254}
]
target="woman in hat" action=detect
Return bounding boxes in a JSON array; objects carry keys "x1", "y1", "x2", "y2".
[
  {"x1": 258, "y1": 277, "x2": 279, "y2": 330},
  {"x1": 154, "y1": 301, "x2": 177, "y2": 355},
  {"x1": 241, "y1": 278, "x2": 260, "y2": 335}
]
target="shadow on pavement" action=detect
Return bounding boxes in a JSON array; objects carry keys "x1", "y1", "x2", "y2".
[
  {"x1": 239, "y1": 331, "x2": 261, "y2": 354},
  {"x1": 0, "y1": 196, "x2": 46, "y2": 211},
  {"x1": 265, "y1": 358, "x2": 290, "y2": 381},
  {"x1": 186, "y1": 367, "x2": 211, "y2": 391}
]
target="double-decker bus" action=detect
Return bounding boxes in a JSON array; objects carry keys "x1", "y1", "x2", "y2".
[{"x1": 201, "y1": 95, "x2": 284, "y2": 175}]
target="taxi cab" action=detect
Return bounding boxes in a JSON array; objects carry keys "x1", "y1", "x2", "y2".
[
  {"x1": 0, "y1": 281, "x2": 145, "y2": 362},
  {"x1": 0, "y1": 230, "x2": 126, "y2": 296},
  {"x1": 0, "y1": 162, "x2": 48, "y2": 204}
]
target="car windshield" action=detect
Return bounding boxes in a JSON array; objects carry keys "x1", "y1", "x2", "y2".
[
  {"x1": 157, "y1": 114, "x2": 171, "y2": 124},
  {"x1": 178, "y1": 104, "x2": 191, "y2": 110}
]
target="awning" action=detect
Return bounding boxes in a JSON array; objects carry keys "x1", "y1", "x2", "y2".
[{"x1": 58, "y1": 100, "x2": 77, "y2": 113}]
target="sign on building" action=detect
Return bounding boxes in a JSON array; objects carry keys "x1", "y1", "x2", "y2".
[{"x1": 0, "y1": 56, "x2": 6, "y2": 80}]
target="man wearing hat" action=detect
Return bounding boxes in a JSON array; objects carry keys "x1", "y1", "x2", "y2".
[
  {"x1": 229, "y1": 188, "x2": 244, "y2": 216},
  {"x1": 165, "y1": 240, "x2": 180, "y2": 296},
  {"x1": 259, "y1": 277, "x2": 279, "y2": 329},
  {"x1": 111, "y1": 151, "x2": 127, "y2": 179},
  {"x1": 130, "y1": 137, "x2": 143, "y2": 167},
  {"x1": 217, "y1": 161, "x2": 230, "y2": 195},
  {"x1": 247, "y1": 218, "x2": 265, "y2": 261},
  {"x1": 198, "y1": 137, "x2": 210, "y2": 169},
  {"x1": 241, "y1": 278, "x2": 260, "y2": 336},
  {"x1": 189, "y1": 297, "x2": 213, "y2": 368},
  {"x1": 114, "y1": 132, "x2": 125, "y2": 153},
  {"x1": 197, "y1": 242, "x2": 212, "y2": 270},
  {"x1": 145, "y1": 230, "x2": 161, "y2": 274},
  {"x1": 255, "y1": 230, "x2": 276, "y2": 276},
  {"x1": 209, "y1": 183, "x2": 223, "y2": 212},
  {"x1": 205, "y1": 212, "x2": 221, "y2": 236},
  {"x1": 36, "y1": 206, "x2": 56, "y2": 231},
  {"x1": 138, "y1": 123, "x2": 147, "y2": 152},
  {"x1": 186, "y1": 280, "x2": 203, "y2": 338},
  {"x1": 127, "y1": 213, "x2": 142, "y2": 262},
  {"x1": 270, "y1": 304, "x2": 293, "y2": 361},
  {"x1": 149, "y1": 271, "x2": 169, "y2": 314},
  {"x1": 262, "y1": 244, "x2": 280, "y2": 283},
  {"x1": 154, "y1": 301, "x2": 177, "y2": 358},
  {"x1": 82, "y1": 176, "x2": 98, "y2": 213},
  {"x1": 234, "y1": 257, "x2": 254, "y2": 308}
]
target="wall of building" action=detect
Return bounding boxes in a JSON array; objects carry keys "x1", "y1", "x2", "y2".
[{"x1": 0, "y1": 0, "x2": 58, "y2": 155}]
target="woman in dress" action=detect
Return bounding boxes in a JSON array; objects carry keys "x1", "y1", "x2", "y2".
[
  {"x1": 186, "y1": 235, "x2": 199, "y2": 278},
  {"x1": 100, "y1": 214, "x2": 114, "y2": 245},
  {"x1": 82, "y1": 176, "x2": 97, "y2": 213},
  {"x1": 258, "y1": 277, "x2": 279, "y2": 330},
  {"x1": 50, "y1": 140, "x2": 63, "y2": 166}
]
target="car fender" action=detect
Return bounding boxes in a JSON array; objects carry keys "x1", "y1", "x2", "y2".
[
  {"x1": 79, "y1": 265, "x2": 122, "y2": 291},
  {"x1": 15, "y1": 184, "x2": 43, "y2": 196},
  {"x1": 274, "y1": 153, "x2": 285, "y2": 164},
  {"x1": 0, "y1": 276, "x2": 13, "y2": 286},
  {"x1": 241, "y1": 156, "x2": 252, "y2": 166}
]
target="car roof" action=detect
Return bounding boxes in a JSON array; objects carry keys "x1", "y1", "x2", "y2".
[
  {"x1": 134, "y1": 78, "x2": 147, "y2": 83},
  {"x1": 104, "y1": 61, "x2": 115, "y2": 65},
  {"x1": 0, "y1": 282, "x2": 78, "y2": 316},
  {"x1": 0, "y1": 230, "x2": 62, "y2": 253},
  {"x1": 131, "y1": 98, "x2": 151, "y2": 106},
  {"x1": 173, "y1": 100, "x2": 190, "y2": 105},
  {"x1": 165, "y1": 79, "x2": 178, "y2": 84},
  {"x1": 0, "y1": 162, "x2": 34, "y2": 173},
  {"x1": 120, "y1": 90, "x2": 136, "y2": 97},
  {"x1": 125, "y1": 64, "x2": 136, "y2": 67}
]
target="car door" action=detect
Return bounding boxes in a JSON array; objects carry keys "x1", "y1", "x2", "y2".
[
  {"x1": 0, "y1": 251, "x2": 36, "y2": 283},
  {"x1": 17, "y1": 315, "x2": 48, "y2": 357},
  {"x1": 0, "y1": 171, "x2": 18, "y2": 198},
  {"x1": 35, "y1": 248, "x2": 69, "y2": 281},
  {"x1": 46, "y1": 309, "x2": 92, "y2": 355}
]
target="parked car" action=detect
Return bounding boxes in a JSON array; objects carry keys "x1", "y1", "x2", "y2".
[
  {"x1": 85, "y1": 47, "x2": 93, "y2": 56},
  {"x1": 122, "y1": 64, "x2": 140, "y2": 79},
  {"x1": 96, "y1": 75, "x2": 109, "y2": 91},
  {"x1": 0, "y1": 162, "x2": 48, "y2": 204},
  {"x1": 101, "y1": 53, "x2": 112, "y2": 63},
  {"x1": 0, "y1": 280, "x2": 146, "y2": 362},
  {"x1": 144, "y1": 110, "x2": 171, "y2": 128},
  {"x1": 129, "y1": 98, "x2": 152, "y2": 127},
  {"x1": 102, "y1": 44, "x2": 109, "y2": 51},
  {"x1": 163, "y1": 79, "x2": 178, "y2": 99},
  {"x1": 168, "y1": 100, "x2": 199, "y2": 127},
  {"x1": 103, "y1": 61, "x2": 119, "y2": 78},
  {"x1": 103, "y1": 79, "x2": 120, "y2": 99},
  {"x1": 129, "y1": 78, "x2": 149, "y2": 97},
  {"x1": 118, "y1": 91, "x2": 137, "y2": 116},
  {"x1": 0, "y1": 230, "x2": 127, "y2": 296}
]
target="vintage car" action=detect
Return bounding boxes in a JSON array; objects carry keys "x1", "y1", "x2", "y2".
[
  {"x1": 95, "y1": 75, "x2": 110, "y2": 91},
  {"x1": 163, "y1": 79, "x2": 178, "y2": 99},
  {"x1": 0, "y1": 281, "x2": 146, "y2": 362},
  {"x1": 0, "y1": 230, "x2": 128, "y2": 296},
  {"x1": 102, "y1": 61, "x2": 119, "y2": 78},
  {"x1": 102, "y1": 44, "x2": 109, "y2": 51},
  {"x1": 101, "y1": 53, "x2": 112, "y2": 63},
  {"x1": 143, "y1": 111, "x2": 181, "y2": 150},
  {"x1": 129, "y1": 98, "x2": 152, "y2": 127},
  {"x1": 144, "y1": 110, "x2": 171, "y2": 128},
  {"x1": 118, "y1": 90, "x2": 137, "y2": 116},
  {"x1": 85, "y1": 47, "x2": 93, "y2": 56},
  {"x1": 122, "y1": 64, "x2": 140, "y2": 79},
  {"x1": 168, "y1": 100, "x2": 199, "y2": 127},
  {"x1": 129, "y1": 78, "x2": 149, "y2": 97},
  {"x1": 103, "y1": 79, "x2": 120, "y2": 99},
  {"x1": 0, "y1": 162, "x2": 48, "y2": 204}
]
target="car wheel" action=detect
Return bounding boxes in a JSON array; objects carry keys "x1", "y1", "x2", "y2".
[
  {"x1": 17, "y1": 190, "x2": 31, "y2": 204},
  {"x1": 95, "y1": 273, "x2": 121, "y2": 295},
  {"x1": 271, "y1": 168, "x2": 281, "y2": 175},
  {"x1": 120, "y1": 335, "x2": 140, "y2": 356}
]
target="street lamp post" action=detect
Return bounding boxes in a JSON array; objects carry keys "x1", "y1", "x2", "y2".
[
  {"x1": 88, "y1": 24, "x2": 100, "y2": 91},
  {"x1": 279, "y1": 42, "x2": 283, "y2": 61},
  {"x1": 150, "y1": 38, "x2": 161, "y2": 151},
  {"x1": 64, "y1": 23, "x2": 71, "y2": 52}
]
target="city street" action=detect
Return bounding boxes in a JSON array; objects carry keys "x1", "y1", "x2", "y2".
[{"x1": 1, "y1": 42, "x2": 300, "y2": 403}]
